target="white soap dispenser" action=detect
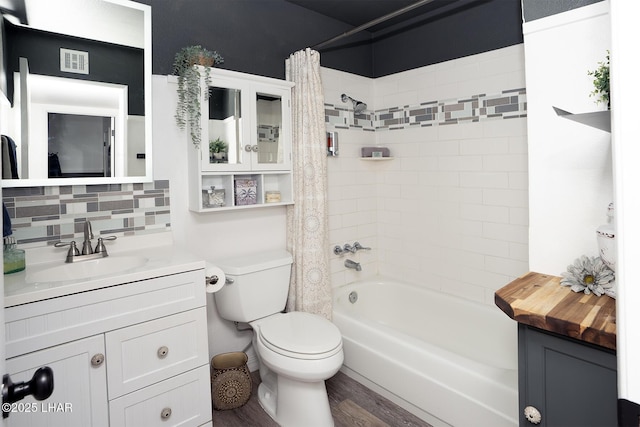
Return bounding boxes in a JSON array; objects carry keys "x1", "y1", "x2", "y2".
[{"x1": 596, "y1": 202, "x2": 616, "y2": 271}]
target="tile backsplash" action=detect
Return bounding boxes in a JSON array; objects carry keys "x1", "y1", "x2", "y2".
[{"x1": 3, "y1": 180, "x2": 171, "y2": 248}]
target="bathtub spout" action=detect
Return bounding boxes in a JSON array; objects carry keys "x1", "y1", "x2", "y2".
[{"x1": 345, "y1": 259, "x2": 361, "y2": 271}]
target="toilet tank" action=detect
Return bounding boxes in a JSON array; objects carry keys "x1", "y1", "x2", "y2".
[{"x1": 213, "y1": 250, "x2": 293, "y2": 323}]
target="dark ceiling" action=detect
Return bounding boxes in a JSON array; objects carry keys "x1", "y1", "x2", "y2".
[{"x1": 285, "y1": 0, "x2": 481, "y2": 39}]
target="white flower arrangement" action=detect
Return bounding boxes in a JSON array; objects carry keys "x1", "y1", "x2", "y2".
[{"x1": 560, "y1": 255, "x2": 616, "y2": 298}]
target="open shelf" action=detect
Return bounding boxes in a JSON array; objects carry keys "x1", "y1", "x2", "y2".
[{"x1": 553, "y1": 106, "x2": 610, "y2": 132}]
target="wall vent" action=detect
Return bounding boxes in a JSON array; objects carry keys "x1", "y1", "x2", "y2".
[{"x1": 60, "y1": 48, "x2": 89, "y2": 74}]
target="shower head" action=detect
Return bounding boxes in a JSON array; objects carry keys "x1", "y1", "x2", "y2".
[{"x1": 341, "y1": 93, "x2": 367, "y2": 113}]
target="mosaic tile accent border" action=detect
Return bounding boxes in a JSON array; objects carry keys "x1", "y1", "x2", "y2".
[
  {"x1": 325, "y1": 88, "x2": 527, "y2": 131},
  {"x1": 3, "y1": 180, "x2": 171, "y2": 248}
]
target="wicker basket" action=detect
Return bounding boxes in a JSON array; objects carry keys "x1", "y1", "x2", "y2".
[{"x1": 210, "y1": 352, "x2": 252, "y2": 410}]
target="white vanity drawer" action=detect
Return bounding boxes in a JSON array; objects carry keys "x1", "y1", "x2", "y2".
[
  {"x1": 109, "y1": 365, "x2": 212, "y2": 427},
  {"x1": 106, "y1": 307, "x2": 209, "y2": 398},
  {"x1": 5, "y1": 269, "x2": 205, "y2": 358}
]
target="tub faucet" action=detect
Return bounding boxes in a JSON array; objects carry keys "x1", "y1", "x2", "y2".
[{"x1": 345, "y1": 259, "x2": 361, "y2": 271}]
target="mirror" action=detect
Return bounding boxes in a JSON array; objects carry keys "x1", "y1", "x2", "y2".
[
  {"x1": 0, "y1": 0, "x2": 152, "y2": 187},
  {"x1": 256, "y1": 93, "x2": 283, "y2": 165},
  {"x1": 207, "y1": 86, "x2": 242, "y2": 165}
]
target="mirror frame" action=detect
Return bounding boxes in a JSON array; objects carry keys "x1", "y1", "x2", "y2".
[{"x1": 1, "y1": 0, "x2": 153, "y2": 188}]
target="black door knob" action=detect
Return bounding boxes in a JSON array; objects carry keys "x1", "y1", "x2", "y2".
[{"x1": 2, "y1": 367, "x2": 54, "y2": 418}]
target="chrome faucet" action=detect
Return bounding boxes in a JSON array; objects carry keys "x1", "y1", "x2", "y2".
[
  {"x1": 334, "y1": 241, "x2": 372, "y2": 256},
  {"x1": 344, "y1": 259, "x2": 362, "y2": 271},
  {"x1": 54, "y1": 220, "x2": 117, "y2": 263},
  {"x1": 81, "y1": 220, "x2": 95, "y2": 255}
]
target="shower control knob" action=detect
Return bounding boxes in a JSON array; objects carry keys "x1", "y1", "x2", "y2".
[{"x1": 524, "y1": 406, "x2": 541, "y2": 424}]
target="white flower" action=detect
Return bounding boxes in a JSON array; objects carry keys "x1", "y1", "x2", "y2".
[{"x1": 560, "y1": 255, "x2": 615, "y2": 297}]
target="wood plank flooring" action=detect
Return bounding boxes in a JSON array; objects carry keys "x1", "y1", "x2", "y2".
[{"x1": 212, "y1": 370, "x2": 433, "y2": 426}]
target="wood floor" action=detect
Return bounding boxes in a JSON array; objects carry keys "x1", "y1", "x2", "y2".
[{"x1": 212, "y1": 370, "x2": 433, "y2": 427}]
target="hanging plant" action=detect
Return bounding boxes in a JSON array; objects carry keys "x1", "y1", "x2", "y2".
[
  {"x1": 173, "y1": 45, "x2": 224, "y2": 148},
  {"x1": 587, "y1": 50, "x2": 610, "y2": 109}
]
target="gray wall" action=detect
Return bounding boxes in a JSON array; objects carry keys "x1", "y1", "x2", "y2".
[{"x1": 521, "y1": 0, "x2": 603, "y2": 22}]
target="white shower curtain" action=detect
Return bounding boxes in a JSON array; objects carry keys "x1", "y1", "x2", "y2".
[{"x1": 284, "y1": 48, "x2": 332, "y2": 320}]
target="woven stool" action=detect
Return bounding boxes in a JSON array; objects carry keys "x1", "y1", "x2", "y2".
[{"x1": 210, "y1": 352, "x2": 252, "y2": 410}]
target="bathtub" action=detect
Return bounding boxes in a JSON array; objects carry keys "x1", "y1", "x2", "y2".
[{"x1": 333, "y1": 278, "x2": 518, "y2": 427}]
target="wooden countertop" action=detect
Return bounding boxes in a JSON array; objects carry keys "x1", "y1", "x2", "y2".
[{"x1": 495, "y1": 272, "x2": 616, "y2": 350}]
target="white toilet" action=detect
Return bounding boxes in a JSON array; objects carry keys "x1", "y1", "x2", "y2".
[{"x1": 213, "y1": 250, "x2": 343, "y2": 427}]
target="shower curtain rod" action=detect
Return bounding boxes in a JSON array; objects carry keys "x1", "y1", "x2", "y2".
[{"x1": 312, "y1": 0, "x2": 436, "y2": 50}]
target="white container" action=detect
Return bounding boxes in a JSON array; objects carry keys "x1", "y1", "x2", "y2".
[{"x1": 596, "y1": 202, "x2": 616, "y2": 271}]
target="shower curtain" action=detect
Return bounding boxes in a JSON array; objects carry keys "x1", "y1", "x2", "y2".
[{"x1": 284, "y1": 48, "x2": 332, "y2": 320}]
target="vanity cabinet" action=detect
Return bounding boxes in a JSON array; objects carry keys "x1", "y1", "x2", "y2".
[
  {"x1": 5, "y1": 335, "x2": 108, "y2": 427},
  {"x1": 518, "y1": 324, "x2": 617, "y2": 427},
  {"x1": 4, "y1": 269, "x2": 212, "y2": 427},
  {"x1": 188, "y1": 68, "x2": 294, "y2": 212}
]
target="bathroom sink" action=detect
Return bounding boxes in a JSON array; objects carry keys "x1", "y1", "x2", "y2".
[{"x1": 26, "y1": 255, "x2": 149, "y2": 284}]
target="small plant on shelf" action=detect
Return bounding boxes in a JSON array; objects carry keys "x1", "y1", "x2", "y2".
[
  {"x1": 209, "y1": 138, "x2": 228, "y2": 160},
  {"x1": 587, "y1": 50, "x2": 610, "y2": 109},
  {"x1": 173, "y1": 45, "x2": 224, "y2": 148}
]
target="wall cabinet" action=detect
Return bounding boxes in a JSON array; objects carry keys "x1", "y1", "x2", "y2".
[
  {"x1": 188, "y1": 68, "x2": 294, "y2": 212},
  {"x1": 518, "y1": 324, "x2": 617, "y2": 427},
  {"x1": 4, "y1": 269, "x2": 212, "y2": 427}
]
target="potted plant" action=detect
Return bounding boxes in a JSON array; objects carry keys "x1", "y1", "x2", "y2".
[
  {"x1": 209, "y1": 138, "x2": 228, "y2": 161},
  {"x1": 173, "y1": 45, "x2": 224, "y2": 147},
  {"x1": 587, "y1": 51, "x2": 610, "y2": 109}
]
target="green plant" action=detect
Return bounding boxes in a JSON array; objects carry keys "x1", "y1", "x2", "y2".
[
  {"x1": 173, "y1": 45, "x2": 224, "y2": 147},
  {"x1": 209, "y1": 138, "x2": 227, "y2": 153},
  {"x1": 587, "y1": 50, "x2": 610, "y2": 109}
]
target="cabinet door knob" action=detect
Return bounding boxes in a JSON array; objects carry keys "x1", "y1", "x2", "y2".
[
  {"x1": 245, "y1": 144, "x2": 253, "y2": 152},
  {"x1": 91, "y1": 353, "x2": 105, "y2": 367},
  {"x1": 160, "y1": 407, "x2": 172, "y2": 419},
  {"x1": 524, "y1": 406, "x2": 542, "y2": 424},
  {"x1": 157, "y1": 346, "x2": 169, "y2": 359},
  {"x1": 251, "y1": 145, "x2": 259, "y2": 152}
]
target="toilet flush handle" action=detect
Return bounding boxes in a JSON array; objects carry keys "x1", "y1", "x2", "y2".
[{"x1": 206, "y1": 275, "x2": 235, "y2": 285}]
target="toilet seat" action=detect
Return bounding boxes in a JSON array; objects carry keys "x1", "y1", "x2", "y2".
[{"x1": 256, "y1": 312, "x2": 342, "y2": 360}]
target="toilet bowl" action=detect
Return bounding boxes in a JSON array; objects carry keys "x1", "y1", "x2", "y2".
[
  {"x1": 212, "y1": 250, "x2": 343, "y2": 426},
  {"x1": 251, "y1": 312, "x2": 343, "y2": 426}
]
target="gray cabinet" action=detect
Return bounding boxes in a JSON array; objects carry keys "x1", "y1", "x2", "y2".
[{"x1": 518, "y1": 324, "x2": 617, "y2": 427}]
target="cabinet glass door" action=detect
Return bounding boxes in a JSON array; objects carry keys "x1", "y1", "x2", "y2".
[
  {"x1": 206, "y1": 86, "x2": 244, "y2": 168},
  {"x1": 256, "y1": 93, "x2": 282, "y2": 165},
  {"x1": 254, "y1": 88, "x2": 290, "y2": 170}
]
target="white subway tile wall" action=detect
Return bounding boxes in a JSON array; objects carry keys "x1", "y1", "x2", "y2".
[{"x1": 324, "y1": 44, "x2": 529, "y2": 306}]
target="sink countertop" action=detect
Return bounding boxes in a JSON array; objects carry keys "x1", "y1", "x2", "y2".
[
  {"x1": 4, "y1": 233, "x2": 205, "y2": 308},
  {"x1": 495, "y1": 271, "x2": 616, "y2": 350}
]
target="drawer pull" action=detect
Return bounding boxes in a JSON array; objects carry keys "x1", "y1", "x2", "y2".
[
  {"x1": 157, "y1": 346, "x2": 169, "y2": 359},
  {"x1": 524, "y1": 406, "x2": 541, "y2": 424},
  {"x1": 91, "y1": 353, "x2": 105, "y2": 367},
  {"x1": 160, "y1": 407, "x2": 172, "y2": 419}
]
